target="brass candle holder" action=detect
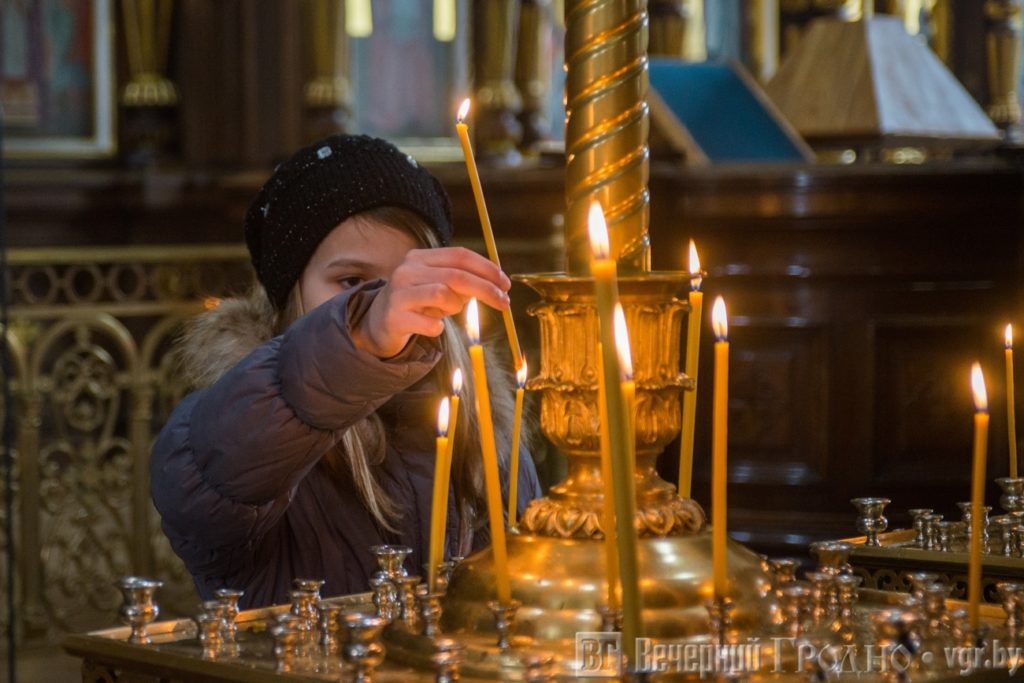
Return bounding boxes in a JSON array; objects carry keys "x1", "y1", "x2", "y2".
[{"x1": 437, "y1": 273, "x2": 770, "y2": 671}]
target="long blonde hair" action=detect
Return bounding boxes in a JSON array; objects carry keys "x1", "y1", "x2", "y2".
[{"x1": 274, "y1": 207, "x2": 491, "y2": 538}]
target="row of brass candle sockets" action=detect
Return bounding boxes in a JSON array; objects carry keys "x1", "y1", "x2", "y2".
[{"x1": 852, "y1": 478, "x2": 1024, "y2": 554}]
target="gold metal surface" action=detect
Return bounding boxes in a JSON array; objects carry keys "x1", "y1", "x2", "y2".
[
  {"x1": 984, "y1": 0, "x2": 1024, "y2": 130},
  {"x1": 649, "y1": 0, "x2": 687, "y2": 57},
  {"x1": 564, "y1": 0, "x2": 651, "y2": 274},
  {"x1": 516, "y1": 273, "x2": 703, "y2": 539},
  {"x1": 842, "y1": 529, "x2": 1024, "y2": 602},
  {"x1": 473, "y1": 0, "x2": 524, "y2": 159},
  {"x1": 437, "y1": 273, "x2": 770, "y2": 665},
  {"x1": 925, "y1": 0, "x2": 952, "y2": 64},
  {"x1": 121, "y1": 0, "x2": 178, "y2": 107},
  {"x1": 3, "y1": 245, "x2": 252, "y2": 648},
  {"x1": 303, "y1": 0, "x2": 350, "y2": 109},
  {"x1": 515, "y1": 0, "x2": 554, "y2": 152}
]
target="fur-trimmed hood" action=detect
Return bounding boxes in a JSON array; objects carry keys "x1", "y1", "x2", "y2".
[{"x1": 175, "y1": 293, "x2": 279, "y2": 390}]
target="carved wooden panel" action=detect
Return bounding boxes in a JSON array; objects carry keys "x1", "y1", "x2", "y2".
[{"x1": 728, "y1": 321, "x2": 829, "y2": 485}]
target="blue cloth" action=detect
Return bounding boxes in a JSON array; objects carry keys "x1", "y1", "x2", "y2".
[{"x1": 650, "y1": 58, "x2": 808, "y2": 162}]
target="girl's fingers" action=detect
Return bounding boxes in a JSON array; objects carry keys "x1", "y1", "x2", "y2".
[
  {"x1": 408, "y1": 247, "x2": 511, "y2": 291},
  {"x1": 389, "y1": 282, "x2": 464, "y2": 317},
  {"x1": 394, "y1": 266, "x2": 509, "y2": 312},
  {"x1": 389, "y1": 309, "x2": 446, "y2": 338}
]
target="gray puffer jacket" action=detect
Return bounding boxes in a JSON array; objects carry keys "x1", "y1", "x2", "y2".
[{"x1": 151, "y1": 281, "x2": 541, "y2": 608}]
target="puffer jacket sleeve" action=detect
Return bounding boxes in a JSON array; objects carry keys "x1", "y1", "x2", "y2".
[{"x1": 151, "y1": 282, "x2": 441, "y2": 571}]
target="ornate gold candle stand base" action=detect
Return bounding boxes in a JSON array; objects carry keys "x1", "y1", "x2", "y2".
[{"x1": 414, "y1": 273, "x2": 771, "y2": 674}]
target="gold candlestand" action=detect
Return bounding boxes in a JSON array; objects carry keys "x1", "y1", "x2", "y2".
[{"x1": 438, "y1": 273, "x2": 770, "y2": 668}]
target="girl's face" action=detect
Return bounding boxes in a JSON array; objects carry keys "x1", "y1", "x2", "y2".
[{"x1": 299, "y1": 214, "x2": 419, "y2": 312}]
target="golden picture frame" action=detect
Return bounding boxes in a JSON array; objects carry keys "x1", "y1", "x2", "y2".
[{"x1": 2, "y1": 0, "x2": 116, "y2": 159}]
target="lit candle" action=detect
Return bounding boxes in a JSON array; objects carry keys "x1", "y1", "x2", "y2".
[
  {"x1": 1007, "y1": 325, "x2": 1017, "y2": 479},
  {"x1": 455, "y1": 99, "x2": 524, "y2": 372},
  {"x1": 711, "y1": 297, "x2": 730, "y2": 599},
  {"x1": 679, "y1": 240, "x2": 703, "y2": 498},
  {"x1": 465, "y1": 298, "x2": 512, "y2": 603},
  {"x1": 613, "y1": 304, "x2": 637, "y2": 447},
  {"x1": 445, "y1": 369, "x2": 463, "y2": 468},
  {"x1": 596, "y1": 345, "x2": 620, "y2": 612},
  {"x1": 968, "y1": 362, "x2": 989, "y2": 631},
  {"x1": 589, "y1": 202, "x2": 643, "y2": 663},
  {"x1": 428, "y1": 398, "x2": 451, "y2": 593},
  {"x1": 508, "y1": 361, "x2": 528, "y2": 527}
]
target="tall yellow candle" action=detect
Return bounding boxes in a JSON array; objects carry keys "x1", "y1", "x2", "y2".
[
  {"x1": 596, "y1": 345, "x2": 620, "y2": 612},
  {"x1": 1007, "y1": 325, "x2": 1017, "y2": 479},
  {"x1": 465, "y1": 299, "x2": 512, "y2": 604},
  {"x1": 968, "y1": 362, "x2": 989, "y2": 631},
  {"x1": 508, "y1": 361, "x2": 528, "y2": 527},
  {"x1": 455, "y1": 99, "x2": 524, "y2": 372},
  {"x1": 679, "y1": 240, "x2": 703, "y2": 498},
  {"x1": 589, "y1": 202, "x2": 643, "y2": 664},
  {"x1": 613, "y1": 304, "x2": 638, "y2": 455},
  {"x1": 428, "y1": 398, "x2": 451, "y2": 593},
  {"x1": 445, "y1": 369, "x2": 462, "y2": 471},
  {"x1": 711, "y1": 297, "x2": 730, "y2": 599}
]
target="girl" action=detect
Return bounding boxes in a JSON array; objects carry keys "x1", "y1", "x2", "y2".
[{"x1": 151, "y1": 134, "x2": 541, "y2": 608}]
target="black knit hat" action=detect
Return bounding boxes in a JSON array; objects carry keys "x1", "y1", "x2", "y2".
[{"x1": 244, "y1": 134, "x2": 454, "y2": 310}]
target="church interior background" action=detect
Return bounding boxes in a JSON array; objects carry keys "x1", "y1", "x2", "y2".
[{"x1": 3, "y1": 0, "x2": 1024, "y2": 680}]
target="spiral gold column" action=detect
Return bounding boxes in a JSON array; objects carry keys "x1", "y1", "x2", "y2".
[{"x1": 564, "y1": 0, "x2": 651, "y2": 274}]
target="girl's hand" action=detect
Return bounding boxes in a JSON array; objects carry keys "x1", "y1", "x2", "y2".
[{"x1": 351, "y1": 247, "x2": 511, "y2": 358}]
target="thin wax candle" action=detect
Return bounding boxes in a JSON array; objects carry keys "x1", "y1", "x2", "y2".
[
  {"x1": 1007, "y1": 325, "x2": 1017, "y2": 479},
  {"x1": 968, "y1": 362, "x2": 989, "y2": 631},
  {"x1": 711, "y1": 296, "x2": 730, "y2": 599},
  {"x1": 596, "y1": 344, "x2": 620, "y2": 612},
  {"x1": 589, "y1": 202, "x2": 642, "y2": 664},
  {"x1": 508, "y1": 361, "x2": 527, "y2": 527},
  {"x1": 679, "y1": 240, "x2": 703, "y2": 498},
  {"x1": 428, "y1": 398, "x2": 451, "y2": 592},
  {"x1": 455, "y1": 99, "x2": 524, "y2": 372},
  {"x1": 445, "y1": 369, "x2": 462, "y2": 471},
  {"x1": 465, "y1": 299, "x2": 512, "y2": 604}
]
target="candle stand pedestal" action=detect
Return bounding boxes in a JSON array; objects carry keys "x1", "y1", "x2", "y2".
[{"x1": 432, "y1": 273, "x2": 771, "y2": 674}]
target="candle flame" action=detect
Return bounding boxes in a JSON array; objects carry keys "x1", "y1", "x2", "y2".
[
  {"x1": 972, "y1": 362, "x2": 988, "y2": 413},
  {"x1": 452, "y1": 368, "x2": 463, "y2": 395},
  {"x1": 1007, "y1": 324, "x2": 1014, "y2": 349},
  {"x1": 588, "y1": 202, "x2": 610, "y2": 261},
  {"x1": 516, "y1": 360, "x2": 528, "y2": 388},
  {"x1": 466, "y1": 298, "x2": 480, "y2": 345},
  {"x1": 437, "y1": 396, "x2": 450, "y2": 437},
  {"x1": 457, "y1": 98, "x2": 471, "y2": 124},
  {"x1": 689, "y1": 240, "x2": 702, "y2": 291},
  {"x1": 613, "y1": 304, "x2": 634, "y2": 380},
  {"x1": 712, "y1": 296, "x2": 728, "y2": 341}
]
